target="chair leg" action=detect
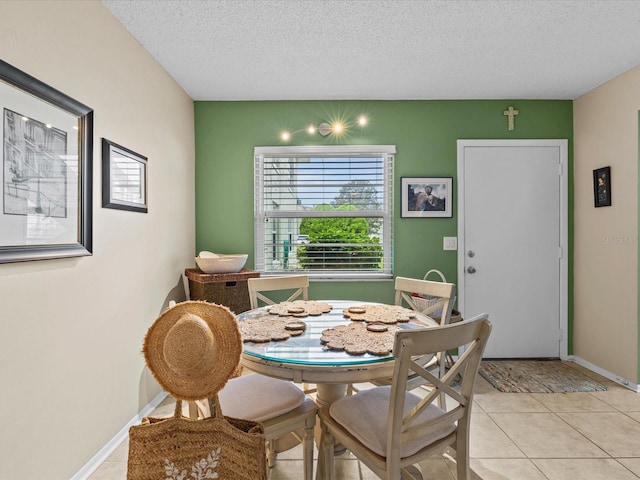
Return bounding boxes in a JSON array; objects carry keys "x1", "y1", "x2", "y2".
[
  {"x1": 266, "y1": 439, "x2": 276, "y2": 468},
  {"x1": 303, "y1": 418, "x2": 315, "y2": 480},
  {"x1": 320, "y1": 426, "x2": 335, "y2": 480},
  {"x1": 455, "y1": 428, "x2": 470, "y2": 480}
]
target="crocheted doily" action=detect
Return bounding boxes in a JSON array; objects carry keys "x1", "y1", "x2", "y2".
[
  {"x1": 267, "y1": 300, "x2": 333, "y2": 317},
  {"x1": 239, "y1": 316, "x2": 307, "y2": 342},
  {"x1": 342, "y1": 304, "x2": 417, "y2": 324},
  {"x1": 320, "y1": 322, "x2": 399, "y2": 356}
]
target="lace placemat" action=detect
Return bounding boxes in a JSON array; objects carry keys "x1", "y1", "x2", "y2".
[
  {"x1": 239, "y1": 316, "x2": 307, "y2": 343},
  {"x1": 342, "y1": 304, "x2": 417, "y2": 324},
  {"x1": 267, "y1": 300, "x2": 333, "y2": 317},
  {"x1": 321, "y1": 322, "x2": 400, "y2": 356}
]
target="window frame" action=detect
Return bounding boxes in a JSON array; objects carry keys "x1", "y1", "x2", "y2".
[{"x1": 254, "y1": 145, "x2": 395, "y2": 280}]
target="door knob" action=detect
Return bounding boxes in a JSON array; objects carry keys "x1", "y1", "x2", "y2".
[
  {"x1": 468, "y1": 250, "x2": 475, "y2": 258},
  {"x1": 467, "y1": 266, "x2": 476, "y2": 274}
]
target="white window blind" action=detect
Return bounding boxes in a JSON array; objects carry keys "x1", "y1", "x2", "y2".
[{"x1": 254, "y1": 145, "x2": 394, "y2": 280}]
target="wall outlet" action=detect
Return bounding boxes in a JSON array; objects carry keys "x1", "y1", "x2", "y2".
[{"x1": 443, "y1": 237, "x2": 458, "y2": 250}]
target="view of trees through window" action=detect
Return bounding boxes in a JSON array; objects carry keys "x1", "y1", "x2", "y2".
[
  {"x1": 254, "y1": 146, "x2": 394, "y2": 278},
  {"x1": 297, "y1": 181, "x2": 382, "y2": 270}
]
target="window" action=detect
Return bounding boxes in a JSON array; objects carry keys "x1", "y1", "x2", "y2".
[{"x1": 254, "y1": 145, "x2": 395, "y2": 280}]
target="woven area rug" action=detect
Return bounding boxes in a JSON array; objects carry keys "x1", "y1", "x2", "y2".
[{"x1": 479, "y1": 360, "x2": 608, "y2": 393}]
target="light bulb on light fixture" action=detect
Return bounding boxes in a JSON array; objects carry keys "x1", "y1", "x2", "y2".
[
  {"x1": 280, "y1": 114, "x2": 368, "y2": 141},
  {"x1": 332, "y1": 122, "x2": 344, "y2": 134}
]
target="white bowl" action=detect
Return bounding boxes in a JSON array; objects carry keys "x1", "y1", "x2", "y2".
[{"x1": 195, "y1": 254, "x2": 248, "y2": 274}]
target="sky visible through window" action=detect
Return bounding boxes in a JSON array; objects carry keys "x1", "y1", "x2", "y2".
[{"x1": 294, "y1": 156, "x2": 383, "y2": 208}]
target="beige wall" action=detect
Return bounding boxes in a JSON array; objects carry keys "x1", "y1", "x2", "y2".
[
  {"x1": 574, "y1": 67, "x2": 639, "y2": 384},
  {"x1": 0, "y1": 2, "x2": 195, "y2": 478}
]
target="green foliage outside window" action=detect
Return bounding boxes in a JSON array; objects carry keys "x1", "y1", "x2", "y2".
[{"x1": 297, "y1": 204, "x2": 382, "y2": 270}]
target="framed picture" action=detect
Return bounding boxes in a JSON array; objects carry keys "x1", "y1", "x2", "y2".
[
  {"x1": 102, "y1": 139, "x2": 148, "y2": 213},
  {"x1": 0, "y1": 60, "x2": 93, "y2": 264},
  {"x1": 401, "y1": 177, "x2": 452, "y2": 218},
  {"x1": 593, "y1": 166, "x2": 611, "y2": 208}
]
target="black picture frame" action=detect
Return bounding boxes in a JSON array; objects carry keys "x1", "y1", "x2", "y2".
[
  {"x1": 102, "y1": 138, "x2": 148, "y2": 213},
  {"x1": 0, "y1": 59, "x2": 93, "y2": 264},
  {"x1": 593, "y1": 166, "x2": 611, "y2": 207},
  {"x1": 401, "y1": 177, "x2": 453, "y2": 218}
]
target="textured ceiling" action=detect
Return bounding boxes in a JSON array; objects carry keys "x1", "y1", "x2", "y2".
[{"x1": 102, "y1": 0, "x2": 640, "y2": 101}]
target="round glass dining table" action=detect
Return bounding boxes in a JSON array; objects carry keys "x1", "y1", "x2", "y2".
[{"x1": 237, "y1": 300, "x2": 437, "y2": 406}]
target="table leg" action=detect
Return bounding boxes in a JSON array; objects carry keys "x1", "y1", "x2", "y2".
[
  {"x1": 315, "y1": 383, "x2": 348, "y2": 407},
  {"x1": 314, "y1": 383, "x2": 348, "y2": 480}
]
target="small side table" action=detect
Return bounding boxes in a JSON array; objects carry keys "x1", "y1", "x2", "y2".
[{"x1": 184, "y1": 268, "x2": 260, "y2": 314}]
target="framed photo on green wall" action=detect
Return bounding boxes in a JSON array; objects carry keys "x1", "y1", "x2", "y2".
[{"x1": 401, "y1": 177, "x2": 452, "y2": 218}]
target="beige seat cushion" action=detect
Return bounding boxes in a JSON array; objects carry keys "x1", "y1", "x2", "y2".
[
  {"x1": 219, "y1": 373, "x2": 305, "y2": 423},
  {"x1": 329, "y1": 385, "x2": 455, "y2": 457}
]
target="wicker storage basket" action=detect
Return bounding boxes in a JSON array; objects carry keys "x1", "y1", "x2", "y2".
[
  {"x1": 411, "y1": 269, "x2": 463, "y2": 324},
  {"x1": 411, "y1": 269, "x2": 447, "y2": 317},
  {"x1": 185, "y1": 268, "x2": 260, "y2": 314}
]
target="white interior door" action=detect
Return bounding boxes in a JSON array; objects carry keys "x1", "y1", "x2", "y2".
[{"x1": 457, "y1": 140, "x2": 567, "y2": 359}]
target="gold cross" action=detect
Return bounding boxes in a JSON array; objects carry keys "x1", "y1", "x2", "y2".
[{"x1": 503, "y1": 106, "x2": 519, "y2": 131}]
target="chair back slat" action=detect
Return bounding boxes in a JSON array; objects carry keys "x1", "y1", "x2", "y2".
[
  {"x1": 395, "y1": 276, "x2": 456, "y2": 325},
  {"x1": 247, "y1": 275, "x2": 309, "y2": 309}
]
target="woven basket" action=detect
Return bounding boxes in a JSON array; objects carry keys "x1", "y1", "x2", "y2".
[
  {"x1": 127, "y1": 398, "x2": 266, "y2": 480},
  {"x1": 411, "y1": 269, "x2": 448, "y2": 317}
]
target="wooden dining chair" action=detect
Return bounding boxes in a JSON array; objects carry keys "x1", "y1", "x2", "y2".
[
  {"x1": 318, "y1": 314, "x2": 491, "y2": 480},
  {"x1": 247, "y1": 275, "x2": 309, "y2": 309},
  {"x1": 354, "y1": 276, "x2": 458, "y2": 401},
  {"x1": 395, "y1": 276, "x2": 457, "y2": 384},
  {"x1": 247, "y1": 275, "x2": 316, "y2": 395}
]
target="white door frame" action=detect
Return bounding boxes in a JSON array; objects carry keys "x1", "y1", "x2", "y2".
[{"x1": 457, "y1": 139, "x2": 569, "y2": 359}]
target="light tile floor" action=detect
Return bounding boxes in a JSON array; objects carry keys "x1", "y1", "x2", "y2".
[{"x1": 89, "y1": 362, "x2": 640, "y2": 479}]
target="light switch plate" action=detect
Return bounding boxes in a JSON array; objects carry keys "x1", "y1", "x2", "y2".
[{"x1": 443, "y1": 237, "x2": 458, "y2": 250}]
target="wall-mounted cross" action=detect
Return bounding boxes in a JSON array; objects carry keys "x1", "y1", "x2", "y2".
[{"x1": 503, "y1": 106, "x2": 519, "y2": 131}]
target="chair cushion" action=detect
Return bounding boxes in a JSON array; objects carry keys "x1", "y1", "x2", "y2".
[
  {"x1": 329, "y1": 385, "x2": 455, "y2": 457},
  {"x1": 219, "y1": 373, "x2": 305, "y2": 423}
]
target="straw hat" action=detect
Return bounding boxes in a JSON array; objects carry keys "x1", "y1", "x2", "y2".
[{"x1": 143, "y1": 301, "x2": 242, "y2": 401}]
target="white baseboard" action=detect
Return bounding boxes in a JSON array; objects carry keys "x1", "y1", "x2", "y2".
[
  {"x1": 571, "y1": 355, "x2": 640, "y2": 392},
  {"x1": 70, "y1": 391, "x2": 169, "y2": 480}
]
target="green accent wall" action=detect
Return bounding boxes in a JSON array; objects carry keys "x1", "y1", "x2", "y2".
[{"x1": 195, "y1": 100, "x2": 573, "y2": 350}]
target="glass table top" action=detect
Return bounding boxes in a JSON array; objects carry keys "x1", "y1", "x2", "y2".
[{"x1": 237, "y1": 300, "x2": 434, "y2": 367}]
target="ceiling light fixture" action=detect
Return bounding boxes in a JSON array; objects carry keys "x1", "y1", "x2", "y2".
[{"x1": 280, "y1": 114, "x2": 369, "y2": 142}]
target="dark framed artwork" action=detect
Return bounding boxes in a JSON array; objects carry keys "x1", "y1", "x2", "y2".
[
  {"x1": 102, "y1": 138, "x2": 148, "y2": 213},
  {"x1": 0, "y1": 59, "x2": 93, "y2": 264},
  {"x1": 593, "y1": 166, "x2": 611, "y2": 207},
  {"x1": 401, "y1": 177, "x2": 452, "y2": 218}
]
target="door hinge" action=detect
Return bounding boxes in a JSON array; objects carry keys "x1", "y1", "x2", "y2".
[
  {"x1": 558, "y1": 163, "x2": 563, "y2": 176},
  {"x1": 558, "y1": 328, "x2": 563, "y2": 342},
  {"x1": 558, "y1": 246, "x2": 563, "y2": 259}
]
